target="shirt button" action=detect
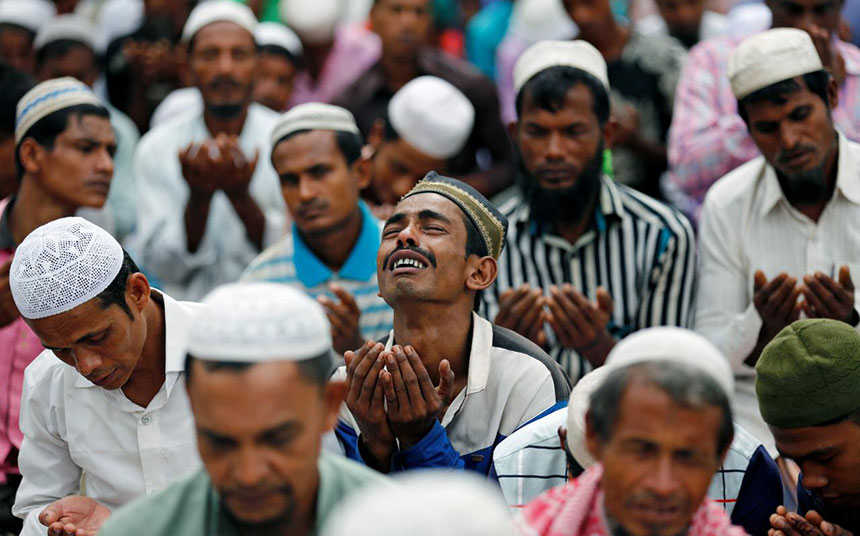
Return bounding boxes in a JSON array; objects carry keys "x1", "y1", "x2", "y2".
[{"x1": 141, "y1": 416, "x2": 151, "y2": 425}]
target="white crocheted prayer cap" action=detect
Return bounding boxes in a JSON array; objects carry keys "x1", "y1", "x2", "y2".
[
  {"x1": 513, "y1": 40, "x2": 609, "y2": 95},
  {"x1": 10, "y1": 217, "x2": 124, "y2": 320},
  {"x1": 281, "y1": 0, "x2": 341, "y2": 45},
  {"x1": 270, "y1": 102, "x2": 360, "y2": 148},
  {"x1": 388, "y1": 76, "x2": 475, "y2": 160},
  {"x1": 34, "y1": 14, "x2": 94, "y2": 52},
  {"x1": 187, "y1": 282, "x2": 332, "y2": 362},
  {"x1": 321, "y1": 470, "x2": 517, "y2": 536},
  {"x1": 181, "y1": 0, "x2": 257, "y2": 43},
  {"x1": 15, "y1": 77, "x2": 104, "y2": 144},
  {"x1": 255, "y1": 21, "x2": 303, "y2": 57},
  {"x1": 0, "y1": 0, "x2": 55, "y2": 34},
  {"x1": 729, "y1": 28, "x2": 823, "y2": 99},
  {"x1": 565, "y1": 365, "x2": 610, "y2": 470}
]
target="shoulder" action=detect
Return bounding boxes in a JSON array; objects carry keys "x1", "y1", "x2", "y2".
[
  {"x1": 687, "y1": 35, "x2": 740, "y2": 64},
  {"x1": 320, "y1": 452, "x2": 389, "y2": 489},
  {"x1": 423, "y1": 49, "x2": 495, "y2": 93},
  {"x1": 490, "y1": 323, "x2": 570, "y2": 400},
  {"x1": 613, "y1": 182, "x2": 693, "y2": 239},
  {"x1": 136, "y1": 114, "x2": 198, "y2": 154},
  {"x1": 249, "y1": 102, "x2": 281, "y2": 127},
  {"x1": 242, "y1": 234, "x2": 296, "y2": 281},
  {"x1": 493, "y1": 404, "x2": 567, "y2": 460},
  {"x1": 703, "y1": 157, "x2": 766, "y2": 211},
  {"x1": 24, "y1": 350, "x2": 73, "y2": 393}
]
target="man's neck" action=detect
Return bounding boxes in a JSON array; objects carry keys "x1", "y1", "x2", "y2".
[
  {"x1": 380, "y1": 49, "x2": 418, "y2": 93},
  {"x1": 790, "y1": 134, "x2": 840, "y2": 223},
  {"x1": 392, "y1": 301, "x2": 472, "y2": 386},
  {"x1": 203, "y1": 104, "x2": 249, "y2": 138},
  {"x1": 234, "y1": 471, "x2": 319, "y2": 536},
  {"x1": 9, "y1": 178, "x2": 79, "y2": 245},
  {"x1": 300, "y1": 207, "x2": 364, "y2": 271},
  {"x1": 122, "y1": 292, "x2": 167, "y2": 408},
  {"x1": 582, "y1": 21, "x2": 628, "y2": 62},
  {"x1": 551, "y1": 193, "x2": 600, "y2": 246},
  {"x1": 304, "y1": 41, "x2": 335, "y2": 81}
]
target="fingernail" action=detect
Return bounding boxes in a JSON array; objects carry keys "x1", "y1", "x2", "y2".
[{"x1": 821, "y1": 521, "x2": 833, "y2": 532}]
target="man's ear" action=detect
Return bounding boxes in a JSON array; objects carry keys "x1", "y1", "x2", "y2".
[
  {"x1": 828, "y1": 76, "x2": 839, "y2": 110},
  {"x1": 602, "y1": 119, "x2": 618, "y2": 150},
  {"x1": 352, "y1": 150, "x2": 373, "y2": 191},
  {"x1": 126, "y1": 272, "x2": 151, "y2": 315},
  {"x1": 369, "y1": 118, "x2": 385, "y2": 149},
  {"x1": 323, "y1": 380, "x2": 348, "y2": 432},
  {"x1": 584, "y1": 410, "x2": 603, "y2": 461},
  {"x1": 18, "y1": 138, "x2": 44, "y2": 175},
  {"x1": 507, "y1": 120, "x2": 518, "y2": 141},
  {"x1": 465, "y1": 256, "x2": 498, "y2": 293}
]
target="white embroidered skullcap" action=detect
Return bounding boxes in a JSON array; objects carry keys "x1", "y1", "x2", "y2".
[
  {"x1": 270, "y1": 102, "x2": 360, "y2": 148},
  {"x1": 10, "y1": 217, "x2": 124, "y2": 320},
  {"x1": 0, "y1": 0, "x2": 56, "y2": 34},
  {"x1": 321, "y1": 470, "x2": 517, "y2": 536},
  {"x1": 15, "y1": 77, "x2": 104, "y2": 144},
  {"x1": 513, "y1": 40, "x2": 609, "y2": 96},
  {"x1": 729, "y1": 28, "x2": 823, "y2": 99},
  {"x1": 187, "y1": 282, "x2": 332, "y2": 362},
  {"x1": 34, "y1": 14, "x2": 95, "y2": 52},
  {"x1": 181, "y1": 0, "x2": 257, "y2": 43},
  {"x1": 388, "y1": 76, "x2": 475, "y2": 160},
  {"x1": 281, "y1": 0, "x2": 341, "y2": 45},
  {"x1": 604, "y1": 326, "x2": 734, "y2": 399},
  {"x1": 255, "y1": 21, "x2": 303, "y2": 57},
  {"x1": 565, "y1": 365, "x2": 611, "y2": 470}
]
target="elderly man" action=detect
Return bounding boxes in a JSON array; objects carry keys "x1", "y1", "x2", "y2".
[
  {"x1": 757, "y1": 319, "x2": 860, "y2": 534},
  {"x1": 516, "y1": 331, "x2": 748, "y2": 535},
  {"x1": 10, "y1": 218, "x2": 200, "y2": 536},
  {"x1": 133, "y1": 1, "x2": 285, "y2": 301},
  {"x1": 360, "y1": 75, "x2": 475, "y2": 213},
  {"x1": 336, "y1": 172, "x2": 569, "y2": 475},
  {"x1": 695, "y1": 28, "x2": 860, "y2": 454},
  {"x1": 98, "y1": 282, "x2": 388, "y2": 536},
  {"x1": 493, "y1": 328, "x2": 784, "y2": 535},
  {"x1": 33, "y1": 14, "x2": 140, "y2": 240},
  {"x1": 242, "y1": 103, "x2": 392, "y2": 355},
  {"x1": 484, "y1": 40, "x2": 695, "y2": 381},
  {"x1": 666, "y1": 0, "x2": 860, "y2": 224}
]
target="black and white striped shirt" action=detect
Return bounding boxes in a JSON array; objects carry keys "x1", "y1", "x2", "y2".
[{"x1": 483, "y1": 176, "x2": 696, "y2": 381}]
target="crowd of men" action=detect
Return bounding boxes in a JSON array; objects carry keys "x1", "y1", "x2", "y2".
[{"x1": 0, "y1": 0, "x2": 859, "y2": 535}]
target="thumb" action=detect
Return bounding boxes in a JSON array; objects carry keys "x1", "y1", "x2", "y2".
[
  {"x1": 596, "y1": 287, "x2": 613, "y2": 314},
  {"x1": 754, "y1": 270, "x2": 767, "y2": 292},
  {"x1": 39, "y1": 503, "x2": 61, "y2": 526},
  {"x1": 248, "y1": 149, "x2": 260, "y2": 175},
  {"x1": 839, "y1": 265, "x2": 853, "y2": 291},
  {"x1": 436, "y1": 359, "x2": 455, "y2": 403}
]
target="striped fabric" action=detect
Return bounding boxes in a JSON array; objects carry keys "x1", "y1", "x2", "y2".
[{"x1": 483, "y1": 176, "x2": 696, "y2": 381}]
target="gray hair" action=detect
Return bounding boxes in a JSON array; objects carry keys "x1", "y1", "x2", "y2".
[{"x1": 589, "y1": 361, "x2": 734, "y2": 457}]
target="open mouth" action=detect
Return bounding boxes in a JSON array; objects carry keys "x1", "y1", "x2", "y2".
[{"x1": 387, "y1": 249, "x2": 432, "y2": 273}]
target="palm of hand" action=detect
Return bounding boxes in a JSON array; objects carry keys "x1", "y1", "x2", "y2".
[{"x1": 44, "y1": 496, "x2": 111, "y2": 533}]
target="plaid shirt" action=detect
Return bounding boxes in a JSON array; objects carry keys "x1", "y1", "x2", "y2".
[{"x1": 665, "y1": 36, "x2": 860, "y2": 224}]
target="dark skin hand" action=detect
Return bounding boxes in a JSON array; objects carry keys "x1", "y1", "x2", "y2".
[
  {"x1": 800, "y1": 266, "x2": 856, "y2": 324},
  {"x1": 344, "y1": 342, "x2": 395, "y2": 472},
  {"x1": 494, "y1": 284, "x2": 547, "y2": 347},
  {"x1": 380, "y1": 345, "x2": 455, "y2": 450},
  {"x1": 0, "y1": 258, "x2": 19, "y2": 329},
  {"x1": 769, "y1": 506, "x2": 853, "y2": 536},
  {"x1": 318, "y1": 284, "x2": 364, "y2": 356},
  {"x1": 39, "y1": 495, "x2": 110, "y2": 536},
  {"x1": 546, "y1": 285, "x2": 616, "y2": 367},
  {"x1": 746, "y1": 271, "x2": 802, "y2": 367},
  {"x1": 180, "y1": 140, "x2": 219, "y2": 253}
]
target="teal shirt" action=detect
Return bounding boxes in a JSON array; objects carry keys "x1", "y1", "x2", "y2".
[{"x1": 99, "y1": 453, "x2": 389, "y2": 536}]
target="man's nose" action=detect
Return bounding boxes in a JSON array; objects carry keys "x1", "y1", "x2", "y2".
[{"x1": 233, "y1": 447, "x2": 269, "y2": 488}]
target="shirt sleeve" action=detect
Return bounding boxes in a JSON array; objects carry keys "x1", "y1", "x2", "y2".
[
  {"x1": 13, "y1": 370, "x2": 83, "y2": 536},
  {"x1": 393, "y1": 420, "x2": 465, "y2": 471},
  {"x1": 731, "y1": 445, "x2": 783, "y2": 536},
  {"x1": 665, "y1": 41, "x2": 759, "y2": 223}
]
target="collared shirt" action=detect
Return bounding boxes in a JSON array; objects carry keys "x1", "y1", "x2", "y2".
[
  {"x1": 695, "y1": 131, "x2": 860, "y2": 454},
  {"x1": 97, "y1": 452, "x2": 391, "y2": 536},
  {"x1": 484, "y1": 177, "x2": 696, "y2": 381},
  {"x1": 492, "y1": 406, "x2": 782, "y2": 536},
  {"x1": 332, "y1": 46, "x2": 512, "y2": 180},
  {"x1": 334, "y1": 313, "x2": 570, "y2": 475},
  {"x1": 289, "y1": 24, "x2": 381, "y2": 107},
  {"x1": 13, "y1": 292, "x2": 202, "y2": 536},
  {"x1": 666, "y1": 35, "x2": 860, "y2": 224},
  {"x1": 131, "y1": 103, "x2": 286, "y2": 301},
  {"x1": 241, "y1": 202, "x2": 393, "y2": 342}
]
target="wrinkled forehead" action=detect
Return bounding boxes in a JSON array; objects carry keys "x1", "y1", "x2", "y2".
[{"x1": 392, "y1": 192, "x2": 468, "y2": 229}]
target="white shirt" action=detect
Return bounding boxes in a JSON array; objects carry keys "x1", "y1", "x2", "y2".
[
  {"x1": 695, "y1": 131, "x2": 860, "y2": 452},
  {"x1": 130, "y1": 103, "x2": 287, "y2": 301},
  {"x1": 13, "y1": 292, "x2": 202, "y2": 536}
]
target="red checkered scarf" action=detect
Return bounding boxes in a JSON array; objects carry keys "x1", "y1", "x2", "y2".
[{"x1": 514, "y1": 465, "x2": 748, "y2": 536}]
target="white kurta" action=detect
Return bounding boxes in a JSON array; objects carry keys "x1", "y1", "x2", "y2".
[
  {"x1": 13, "y1": 292, "x2": 202, "y2": 536},
  {"x1": 130, "y1": 103, "x2": 286, "y2": 301},
  {"x1": 695, "y1": 131, "x2": 860, "y2": 453}
]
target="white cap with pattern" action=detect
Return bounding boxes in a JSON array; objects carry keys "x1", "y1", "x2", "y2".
[
  {"x1": 388, "y1": 76, "x2": 475, "y2": 160},
  {"x1": 10, "y1": 217, "x2": 124, "y2": 320},
  {"x1": 187, "y1": 282, "x2": 332, "y2": 362},
  {"x1": 15, "y1": 77, "x2": 104, "y2": 144},
  {"x1": 255, "y1": 21, "x2": 303, "y2": 57},
  {"x1": 34, "y1": 14, "x2": 94, "y2": 52},
  {"x1": 182, "y1": 0, "x2": 257, "y2": 43},
  {"x1": 0, "y1": 0, "x2": 56, "y2": 34},
  {"x1": 729, "y1": 28, "x2": 824, "y2": 99},
  {"x1": 513, "y1": 40, "x2": 609, "y2": 95},
  {"x1": 270, "y1": 102, "x2": 360, "y2": 148}
]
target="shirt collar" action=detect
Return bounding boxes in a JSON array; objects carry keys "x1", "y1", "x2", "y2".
[
  {"x1": 292, "y1": 201, "x2": 381, "y2": 289},
  {"x1": 836, "y1": 40, "x2": 860, "y2": 76}
]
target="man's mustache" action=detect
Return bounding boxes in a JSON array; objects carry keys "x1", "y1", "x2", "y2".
[{"x1": 382, "y1": 245, "x2": 437, "y2": 271}]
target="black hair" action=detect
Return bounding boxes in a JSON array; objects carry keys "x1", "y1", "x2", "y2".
[
  {"x1": 36, "y1": 39, "x2": 95, "y2": 68},
  {"x1": 0, "y1": 63, "x2": 33, "y2": 139},
  {"x1": 274, "y1": 128, "x2": 364, "y2": 166},
  {"x1": 259, "y1": 43, "x2": 301, "y2": 68},
  {"x1": 515, "y1": 65, "x2": 610, "y2": 126},
  {"x1": 589, "y1": 361, "x2": 734, "y2": 459},
  {"x1": 184, "y1": 350, "x2": 336, "y2": 388},
  {"x1": 0, "y1": 22, "x2": 35, "y2": 39},
  {"x1": 738, "y1": 70, "x2": 831, "y2": 125},
  {"x1": 15, "y1": 102, "x2": 110, "y2": 179},
  {"x1": 94, "y1": 250, "x2": 140, "y2": 319},
  {"x1": 461, "y1": 213, "x2": 489, "y2": 312}
]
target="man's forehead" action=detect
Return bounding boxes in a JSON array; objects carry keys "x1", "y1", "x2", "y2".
[
  {"x1": 393, "y1": 192, "x2": 465, "y2": 221},
  {"x1": 64, "y1": 114, "x2": 115, "y2": 140},
  {"x1": 193, "y1": 21, "x2": 255, "y2": 49},
  {"x1": 28, "y1": 299, "x2": 113, "y2": 345}
]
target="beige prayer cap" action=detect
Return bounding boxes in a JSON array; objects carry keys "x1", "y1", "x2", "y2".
[
  {"x1": 513, "y1": 40, "x2": 609, "y2": 96},
  {"x1": 181, "y1": 0, "x2": 257, "y2": 43},
  {"x1": 270, "y1": 102, "x2": 360, "y2": 148},
  {"x1": 16, "y1": 77, "x2": 104, "y2": 144},
  {"x1": 729, "y1": 28, "x2": 824, "y2": 99}
]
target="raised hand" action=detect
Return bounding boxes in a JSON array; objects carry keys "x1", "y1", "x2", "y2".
[
  {"x1": 800, "y1": 266, "x2": 856, "y2": 324},
  {"x1": 546, "y1": 285, "x2": 615, "y2": 367},
  {"x1": 769, "y1": 506, "x2": 853, "y2": 536},
  {"x1": 215, "y1": 134, "x2": 258, "y2": 199},
  {"x1": 754, "y1": 271, "x2": 802, "y2": 337},
  {"x1": 494, "y1": 284, "x2": 547, "y2": 347},
  {"x1": 318, "y1": 284, "x2": 364, "y2": 356},
  {"x1": 179, "y1": 141, "x2": 219, "y2": 199},
  {"x1": 39, "y1": 495, "x2": 110, "y2": 536},
  {"x1": 344, "y1": 342, "x2": 395, "y2": 469}
]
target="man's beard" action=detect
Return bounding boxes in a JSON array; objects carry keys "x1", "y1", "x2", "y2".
[
  {"x1": 671, "y1": 27, "x2": 701, "y2": 49},
  {"x1": 208, "y1": 102, "x2": 244, "y2": 119},
  {"x1": 220, "y1": 495, "x2": 295, "y2": 536},
  {"x1": 777, "y1": 160, "x2": 831, "y2": 207},
  {"x1": 516, "y1": 142, "x2": 604, "y2": 226}
]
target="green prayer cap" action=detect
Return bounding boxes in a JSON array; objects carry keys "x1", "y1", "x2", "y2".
[{"x1": 756, "y1": 319, "x2": 860, "y2": 429}]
